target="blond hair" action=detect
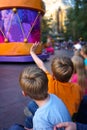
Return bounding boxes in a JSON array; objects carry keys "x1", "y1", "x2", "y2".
[
  {"x1": 51, "y1": 56, "x2": 73, "y2": 82},
  {"x1": 72, "y1": 55, "x2": 87, "y2": 89},
  {"x1": 19, "y1": 67, "x2": 48, "y2": 100},
  {"x1": 81, "y1": 44, "x2": 87, "y2": 55},
  {"x1": 81, "y1": 44, "x2": 87, "y2": 58}
]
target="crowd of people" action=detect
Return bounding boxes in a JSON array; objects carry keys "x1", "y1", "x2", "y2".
[
  {"x1": 8, "y1": 43, "x2": 87, "y2": 130},
  {"x1": 43, "y1": 35, "x2": 87, "y2": 55}
]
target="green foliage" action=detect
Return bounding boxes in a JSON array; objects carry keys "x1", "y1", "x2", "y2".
[
  {"x1": 64, "y1": 0, "x2": 87, "y2": 41},
  {"x1": 41, "y1": 17, "x2": 53, "y2": 43}
]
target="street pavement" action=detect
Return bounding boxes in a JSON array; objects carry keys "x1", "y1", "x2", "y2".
[{"x1": 0, "y1": 49, "x2": 73, "y2": 129}]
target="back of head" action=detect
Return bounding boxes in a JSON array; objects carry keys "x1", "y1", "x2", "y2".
[
  {"x1": 74, "y1": 43, "x2": 82, "y2": 57},
  {"x1": 74, "y1": 43, "x2": 82, "y2": 51},
  {"x1": 71, "y1": 55, "x2": 85, "y2": 73},
  {"x1": 19, "y1": 66, "x2": 48, "y2": 100},
  {"x1": 81, "y1": 44, "x2": 87, "y2": 57},
  {"x1": 74, "y1": 50, "x2": 82, "y2": 57},
  {"x1": 71, "y1": 55, "x2": 87, "y2": 89},
  {"x1": 51, "y1": 56, "x2": 74, "y2": 82}
]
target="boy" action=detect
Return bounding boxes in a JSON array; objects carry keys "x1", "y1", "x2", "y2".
[
  {"x1": 27, "y1": 42, "x2": 82, "y2": 117},
  {"x1": 19, "y1": 66, "x2": 71, "y2": 130}
]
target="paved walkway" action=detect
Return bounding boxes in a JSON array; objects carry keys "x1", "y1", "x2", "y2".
[{"x1": 0, "y1": 49, "x2": 73, "y2": 129}]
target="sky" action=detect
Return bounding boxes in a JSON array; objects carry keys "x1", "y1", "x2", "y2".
[
  {"x1": 43, "y1": 0, "x2": 74, "y2": 17},
  {"x1": 43, "y1": 0, "x2": 64, "y2": 17}
]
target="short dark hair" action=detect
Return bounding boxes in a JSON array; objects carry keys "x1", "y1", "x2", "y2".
[
  {"x1": 51, "y1": 56, "x2": 74, "y2": 82},
  {"x1": 19, "y1": 67, "x2": 48, "y2": 100}
]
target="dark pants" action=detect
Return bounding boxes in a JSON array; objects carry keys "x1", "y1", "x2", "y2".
[
  {"x1": 8, "y1": 101, "x2": 38, "y2": 129},
  {"x1": 25, "y1": 101, "x2": 38, "y2": 128},
  {"x1": 27, "y1": 100, "x2": 38, "y2": 115},
  {"x1": 75, "y1": 95, "x2": 87, "y2": 124},
  {"x1": 8, "y1": 124, "x2": 25, "y2": 130}
]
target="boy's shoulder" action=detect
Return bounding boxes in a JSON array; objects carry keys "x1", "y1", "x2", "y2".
[
  {"x1": 69, "y1": 82, "x2": 81, "y2": 88},
  {"x1": 69, "y1": 82, "x2": 82, "y2": 94},
  {"x1": 46, "y1": 71, "x2": 81, "y2": 90},
  {"x1": 61, "y1": 81, "x2": 81, "y2": 92}
]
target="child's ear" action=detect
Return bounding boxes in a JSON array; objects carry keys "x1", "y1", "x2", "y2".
[{"x1": 22, "y1": 90, "x2": 27, "y2": 96}]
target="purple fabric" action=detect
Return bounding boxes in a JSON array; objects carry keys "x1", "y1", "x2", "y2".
[
  {"x1": 0, "y1": 9, "x2": 41, "y2": 43},
  {"x1": 0, "y1": 53, "x2": 49, "y2": 62}
]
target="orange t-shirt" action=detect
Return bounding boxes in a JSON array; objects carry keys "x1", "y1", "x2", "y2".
[{"x1": 46, "y1": 71, "x2": 82, "y2": 116}]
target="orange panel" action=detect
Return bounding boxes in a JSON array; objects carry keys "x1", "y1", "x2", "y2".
[
  {"x1": 0, "y1": 0, "x2": 45, "y2": 15},
  {"x1": 0, "y1": 43, "x2": 42, "y2": 56}
]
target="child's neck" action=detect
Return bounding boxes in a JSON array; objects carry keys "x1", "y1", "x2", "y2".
[{"x1": 35, "y1": 94, "x2": 50, "y2": 107}]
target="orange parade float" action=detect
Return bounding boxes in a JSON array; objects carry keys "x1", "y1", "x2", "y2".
[{"x1": 0, "y1": 0, "x2": 49, "y2": 62}]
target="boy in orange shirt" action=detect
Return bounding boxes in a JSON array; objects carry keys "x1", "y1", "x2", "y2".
[{"x1": 24, "y1": 42, "x2": 82, "y2": 128}]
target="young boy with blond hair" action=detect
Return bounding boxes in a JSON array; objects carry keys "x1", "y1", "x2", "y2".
[{"x1": 19, "y1": 66, "x2": 71, "y2": 129}]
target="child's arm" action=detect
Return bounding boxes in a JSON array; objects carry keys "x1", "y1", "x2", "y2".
[{"x1": 30, "y1": 42, "x2": 48, "y2": 72}]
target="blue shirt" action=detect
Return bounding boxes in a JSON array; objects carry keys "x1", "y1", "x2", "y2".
[
  {"x1": 84, "y1": 58, "x2": 87, "y2": 66},
  {"x1": 33, "y1": 94, "x2": 71, "y2": 130}
]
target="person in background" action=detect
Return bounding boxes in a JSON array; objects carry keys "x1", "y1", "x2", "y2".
[
  {"x1": 45, "y1": 35, "x2": 54, "y2": 55},
  {"x1": 73, "y1": 43, "x2": 82, "y2": 56},
  {"x1": 19, "y1": 66, "x2": 71, "y2": 129},
  {"x1": 71, "y1": 55, "x2": 87, "y2": 95},
  {"x1": 75, "y1": 95, "x2": 87, "y2": 124},
  {"x1": 80, "y1": 44, "x2": 87, "y2": 70}
]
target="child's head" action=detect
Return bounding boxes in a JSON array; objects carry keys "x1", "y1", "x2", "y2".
[
  {"x1": 71, "y1": 55, "x2": 87, "y2": 89},
  {"x1": 80, "y1": 44, "x2": 87, "y2": 58},
  {"x1": 19, "y1": 66, "x2": 48, "y2": 100},
  {"x1": 74, "y1": 43, "x2": 82, "y2": 52},
  {"x1": 51, "y1": 57, "x2": 74, "y2": 82},
  {"x1": 71, "y1": 55, "x2": 85, "y2": 73}
]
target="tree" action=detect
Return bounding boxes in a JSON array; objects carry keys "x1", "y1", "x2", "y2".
[
  {"x1": 41, "y1": 17, "x2": 53, "y2": 43},
  {"x1": 64, "y1": 0, "x2": 87, "y2": 41}
]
